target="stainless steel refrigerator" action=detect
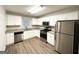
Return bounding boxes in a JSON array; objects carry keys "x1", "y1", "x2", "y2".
[{"x1": 55, "y1": 20, "x2": 79, "y2": 54}]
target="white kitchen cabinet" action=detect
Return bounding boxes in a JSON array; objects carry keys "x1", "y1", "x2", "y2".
[
  {"x1": 23, "y1": 30, "x2": 32, "y2": 40},
  {"x1": 36, "y1": 30, "x2": 40, "y2": 38},
  {"x1": 7, "y1": 14, "x2": 22, "y2": 25},
  {"x1": 33, "y1": 30, "x2": 40, "y2": 38},
  {"x1": 47, "y1": 32, "x2": 55, "y2": 46},
  {"x1": 6, "y1": 33, "x2": 14, "y2": 45},
  {"x1": 23, "y1": 29, "x2": 40, "y2": 40}
]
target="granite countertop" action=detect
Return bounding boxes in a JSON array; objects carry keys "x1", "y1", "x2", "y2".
[
  {"x1": 6, "y1": 25, "x2": 55, "y2": 33},
  {"x1": 6, "y1": 29, "x2": 24, "y2": 33},
  {"x1": 6, "y1": 28, "x2": 43, "y2": 33}
]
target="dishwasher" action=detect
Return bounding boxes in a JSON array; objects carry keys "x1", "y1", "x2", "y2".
[{"x1": 14, "y1": 31, "x2": 23, "y2": 44}]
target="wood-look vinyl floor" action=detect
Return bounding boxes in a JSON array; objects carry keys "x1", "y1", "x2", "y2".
[{"x1": 6, "y1": 37, "x2": 58, "y2": 54}]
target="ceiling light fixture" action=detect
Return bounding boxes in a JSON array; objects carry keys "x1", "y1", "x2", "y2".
[{"x1": 27, "y1": 5, "x2": 45, "y2": 14}]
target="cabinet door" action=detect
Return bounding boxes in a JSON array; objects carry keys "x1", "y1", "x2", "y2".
[
  {"x1": 47, "y1": 33, "x2": 51, "y2": 43},
  {"x1": 23, "y1": 31, "x2": 31, "y2": 40},
  {"x1": 23, "y1": 30, "x2": 35, "y2": 40},
  {"x1": 50, "y1": 33, "x2": 54, "y2": 46},
  {"x1": 7, "y1": 15, "x2": 15, "y2": 25},
  {"x1": 6, "y1": 33, "x2": 14, "y2": 45},
  {"x1": 37, "y1": 30, "x2": 40, "y2": 38},
  {"x1": 47, "y1": 32, "x2": 55, "y2": 46},
  {"x1": 56, "y1": 33, "x2": 73, "y2": 54},
  {"x1": 7, "y1": 15, "x2": 22, "y2": 25},
  {"x1": 30, "y1": 30, "x2": 35, "y2": 38},
  {"x1": 34, "y1": 30, "x2": 40, "y2": 38},
  {"x1": 61, "y1": 21, "x2": 74, "y2": 35}
]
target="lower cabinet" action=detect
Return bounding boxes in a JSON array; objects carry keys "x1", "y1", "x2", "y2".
[
  {"x1": 23, "y1": 30, "x2": 33, "y2": 40},
  {"x1": 6, "y1": 33, "x2": 14, "y2": 45},
  {"x1": 34, "y1": 30, "x2": 40, "y2": 38},
  {"x1": 6, "y1": 29, "x2": 40, "y2": 45},
  {"x1": 23, "y1": 30, "x2": 40, "y2": 40},
  {"x1": 47, "y1": 32, "x2": 55, "y2": 46}
]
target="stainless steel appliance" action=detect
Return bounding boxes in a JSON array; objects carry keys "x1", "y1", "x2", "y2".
[
  {"x1": 42, "y1": 22, "x2": 49, "y2": 26},
  {"x1": 40, "y1": 22, "x2": 51, "y2": 42},
  {"x1": 14, "y1": 31, "x2": 23, "y2": 44},
  {"x1": 55, "y1": 20, "x2": 79, "y2": 54},
  {"x1": 40, "y1": 29, "x2": 51, "y2": 42}
]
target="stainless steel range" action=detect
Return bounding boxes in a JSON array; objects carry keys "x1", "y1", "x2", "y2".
[{"x1": 40, "y1": 28, "x2": 51, "y2": 43}]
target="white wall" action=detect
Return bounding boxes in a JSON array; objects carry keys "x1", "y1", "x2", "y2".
[{"x1": 0, "y1": 6, "x2": 6, "y2": 51}]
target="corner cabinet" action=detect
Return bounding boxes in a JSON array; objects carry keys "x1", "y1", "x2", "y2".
[
  {"x1": 6, "y1": 32, "x2": 14, "y2": 45},
  {"x1": 47, "y1": 31, "x2": 55, "y2": 46}
]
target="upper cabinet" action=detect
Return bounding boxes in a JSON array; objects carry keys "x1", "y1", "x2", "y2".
[{"x1": 6, "y1": 14, "x2": 22, "y2": 25}]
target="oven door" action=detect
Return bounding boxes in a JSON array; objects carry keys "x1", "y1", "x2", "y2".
[{"x1": 40, "y1": 30, "x2": 47, "y2": 42}]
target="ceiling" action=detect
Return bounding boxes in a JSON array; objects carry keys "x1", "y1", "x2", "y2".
[{"x1": 3, "y1": 5, "x2": 79, "y2": 18}]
